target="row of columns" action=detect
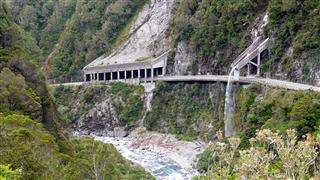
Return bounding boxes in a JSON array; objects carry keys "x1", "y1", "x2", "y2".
[
  {"x1": 233, "y1": 49, "x2": 263, "y2": 81},
  {"x1": 246, "y1": 51, "x2": 261, "y2": 76},
  {"x1": 85, "y1": 67, "x2": 163, "y2": 83}
]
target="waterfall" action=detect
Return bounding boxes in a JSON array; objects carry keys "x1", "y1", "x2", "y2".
[{"x1": 224, "y1": 67, "x2": 237, "y2": 137}]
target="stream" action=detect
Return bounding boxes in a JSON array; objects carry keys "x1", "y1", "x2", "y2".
[{"x1": 92, "y1": 135, "x2": 198, "y2": 180}]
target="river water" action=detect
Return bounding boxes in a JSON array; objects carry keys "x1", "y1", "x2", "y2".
[{"x1": 93, "y1": 135, "x2": 197, "y2": 180}]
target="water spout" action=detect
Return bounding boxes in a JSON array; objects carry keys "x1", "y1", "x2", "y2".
[{"x1": 224, "y1": 67, "x2": 237, "y2": 137}]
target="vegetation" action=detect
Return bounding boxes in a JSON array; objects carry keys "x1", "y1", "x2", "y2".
[
  {"x1": 266, "y1": 0, "x2": 320, "y2": 84},
  {"x1": 110, "y1": 82, "x2": 145, "y2": 124},
  {"x1": 233, "y1": 85, "x2": 320, "y2": 148},
  {"x1": 195, "y1": 129, "x2": 320, "y2": 179},
  {"x1": 0, "y1": 164, "x2": 21, "y2": 180},
  {"x1": 146, "y1": 82, "x2": 320, "y2": 146},
  {"x1": 2, "y1": 0, "x2": 320, "y2": 178},
  {"x1": 145, "y1": 82, "x2": 225, "y2": 141},
  {"x1": 168, "y1": 0, "x2": 267, "y2": 74},
  {"x1": 52, "y1": 82, "x2": 145, "y2": 126},
  {"x1": 0, "y1": 114, "x2": 153, "y2": 179},
  {"x1": 168, "y1": 0, "x2": 320, "y2": 85},
  {"x1": 6, "y1": 0, "x2": 149, "y2": 82},
  {"x1": 0, "y1": 2, "x2": 153, "y2": 179}
]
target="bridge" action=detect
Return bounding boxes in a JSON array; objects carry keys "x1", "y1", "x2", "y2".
[
  {"x1": 51, "y1": 37, "x2": 320, "y2": 92},
  {"x1": 51, "y1": 75, "x2": 320, "y2": 92},
  {"x1": 230, "y1": 37, "x2": 270, "y2": 80}
]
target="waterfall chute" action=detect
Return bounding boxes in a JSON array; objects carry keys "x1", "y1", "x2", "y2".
[{"x1": 224, "y1": 67, "x2": 237, "y2": 137}]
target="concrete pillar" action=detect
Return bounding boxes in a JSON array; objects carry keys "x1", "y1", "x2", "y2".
[
  {"x1": 144, "y1": 68, "x2": 147, "y2": 83},
  {"x1": 110, "y1": 72, "x2": 113, "y2": 81},
  {"x1": 117, "y1": 71, "x2": 120, "y2": 80},
  {"x1": 247, "y1": 64, "x2": 250, "y2": 76},
  {"x1": 103, "y1": 73, "x2": 105, "y2": 81},
  {"x1": 151, "y1": 67, "x2": 154, "y2": 82},
  {"x1": 257, "y1": 52, "x2": 261, "y2": 76},
  {"x1": 164, "y1": 57, "x2": 167, "y2": 75},
  {"x1": 234, "y1": 69, "x2": 240, "y2": 81}
]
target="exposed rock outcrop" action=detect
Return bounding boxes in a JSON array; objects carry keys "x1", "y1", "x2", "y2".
[
  {"x1": 87, "y1": 0, "x2": 175, "y2": 68},
  {"x1": 173, "y1": 41, "x2": 196, "y2": 75},
  {"x1": 54, "y1": 84, "x2": 147, "y2": 136}
]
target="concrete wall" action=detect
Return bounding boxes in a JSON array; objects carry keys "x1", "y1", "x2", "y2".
[{"x1": 83, "y1": 52, "x2": 168, "y2": 83}]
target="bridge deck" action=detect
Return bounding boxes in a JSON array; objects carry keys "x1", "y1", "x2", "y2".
[
  {"x1": 51, "y1": 75, "x2": 320, "y2": 92},
  {"x1": 231, "y1": 38, "x2": 270, "y2": 69}
]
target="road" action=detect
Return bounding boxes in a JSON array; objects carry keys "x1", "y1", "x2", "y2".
[{"x1": 50, "y1": 75, "x2": 320, "y2": 92}]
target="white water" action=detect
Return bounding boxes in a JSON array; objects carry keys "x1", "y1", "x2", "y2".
[
  {"x1": 224, "y1": 67, "x2": 236, "y2": 137},
  {"x1": 93, "y1": 135, "x2": 196, "y2": 180}
]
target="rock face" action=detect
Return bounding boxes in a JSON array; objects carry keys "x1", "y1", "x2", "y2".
[
  {"x1": 145, "y1": 82, "x2": 226, "y2": 141},
  {"x1": 173, "y1": 41, "x2": 196, "y2": 75},
  {"x1": 54, "y1": 84, "x2": 147, "y2": 137},
  {"x1": 72, "y1": 96, "x2": 125, "y2": 136},
  {"x1": 87, "y1": 0, "x2": 175, "y2": 68}
]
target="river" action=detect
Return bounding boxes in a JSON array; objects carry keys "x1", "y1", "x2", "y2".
[{"x1": 94, "y1": 136, "x2": 195, "y2": 180}]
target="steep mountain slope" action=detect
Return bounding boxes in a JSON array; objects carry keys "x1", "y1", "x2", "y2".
[
  {"x1": 6, "y1": 0, "x2": 149, "y2": 82},
  {"x1": 87, "y1": 0, "x2": 175, "y2": 68},
  {"x1": 6, "y1": 0, "x2": 320, "y2": 86},
  {"x1": 168, "y1": 0, "x2": 320, "y2": 85},
  {"x1": 0, "y1": 1, "x2": 153, "y2": 179}
]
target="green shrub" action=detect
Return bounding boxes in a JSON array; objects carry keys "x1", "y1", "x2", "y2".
[
  {"x1": 0, "y1": 164, "x2": 21, "y2": 180},
  {"x1": 145, "y1": 82, "x2": 221, "y2": 141}
]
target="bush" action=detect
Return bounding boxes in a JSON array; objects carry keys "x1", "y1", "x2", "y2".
[
  {"x1": 0, "y1": 165, "x2": 21, "y2": 180},
  {"x1": 196, "y1": 129, "x2": 320, "y2": 179}
]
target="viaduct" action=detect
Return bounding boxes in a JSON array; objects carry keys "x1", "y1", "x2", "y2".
[{"x1": 55, "y1": 38, "x2": 320, "y2": 92}]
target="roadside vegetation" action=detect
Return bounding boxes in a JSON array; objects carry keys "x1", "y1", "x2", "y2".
[
  {"x1": 0, "y1": 2, "x2": 153, "y2": 179},
  {"x1": 195, "y1": 128, "x2": 320, "y2": 179}
]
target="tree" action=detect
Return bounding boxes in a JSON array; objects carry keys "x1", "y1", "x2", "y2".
[{"x1": 0, "y1": 68, "x2": 41, "y2": 119}]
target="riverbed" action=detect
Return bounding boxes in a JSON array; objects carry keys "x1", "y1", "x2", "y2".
[{"x1": 76, "y1": 131, "x2": 206, "y2": 180}]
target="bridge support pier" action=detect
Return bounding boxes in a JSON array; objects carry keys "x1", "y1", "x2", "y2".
[
  {"x1": 234, "y1": 69, "x2": 240, "y2": 81},
  {"x1": 151, "y1": 68, "x2": 154, "y2": 82},
  {"x1": 257, "y1": 52, "x2": 261, "y2": 76},
  {"x1": 144, "y1": 68, "x2": 146, "y2": 83}
]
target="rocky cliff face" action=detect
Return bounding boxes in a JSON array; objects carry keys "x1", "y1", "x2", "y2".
[
  {"x1": 145, "y1": 82, "x2": 228, "y2": 141},
  {"x1": 88, "y1": 0, "x2": 176, "y2": 67},
  {"x1": 53, "y1": 83, "x2": 147, "y2": 136}
]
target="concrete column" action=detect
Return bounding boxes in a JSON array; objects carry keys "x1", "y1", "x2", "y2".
[
  {"x1": 234, "y1": 69, "x2": 240, "y2": 81},
  {"x1": 164, "y1": 57, "x2": 167, "y2": 75},
  {"x1": 110, "y1": 72, "x2": 113, "y2": 81},
  {"x1": 144, "y1": 68, "x2": 147, "y2": 83},
  {"x1": 117, "y1": 71, "x2": 120, "y2": 80},
  {"x1": 124, "y1": 71, "x2": 127, "y2": 82},
  {"x1": 103, "y1": 73, "x2": 105, "y2": 81},
  {"x1": 151, "y1": 67, "x2": 154, "y2": 82},
  {"x1": 257, "y1": 52, "x2": 261, "y2": 76},
  {"x1": 247, "y1": 64, "x2": 250, "y2": 76}
]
